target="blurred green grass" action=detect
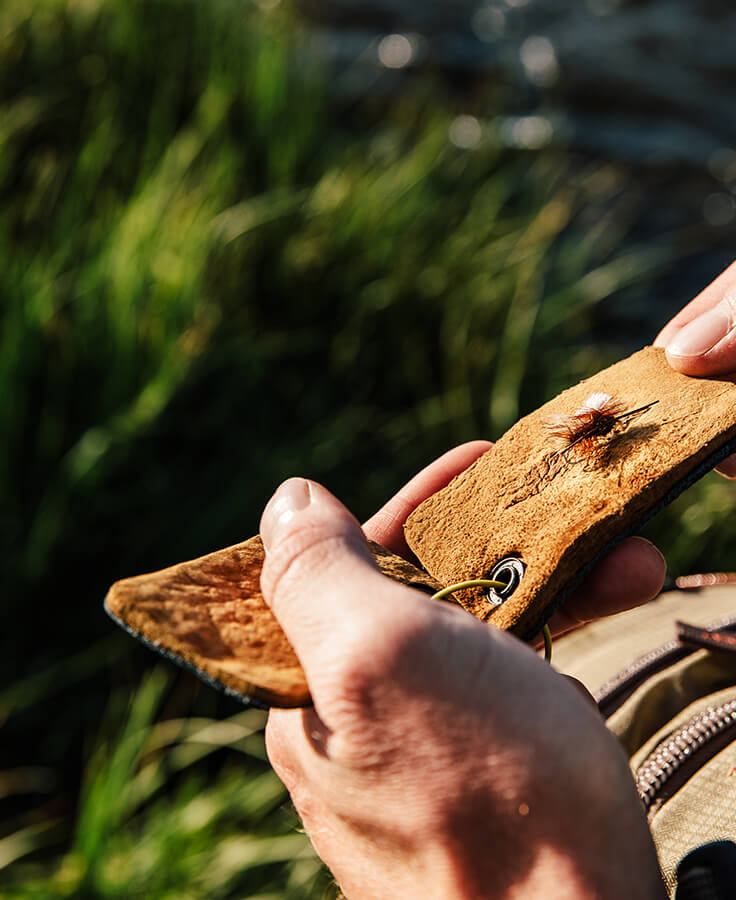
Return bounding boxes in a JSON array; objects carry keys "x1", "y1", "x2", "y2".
[{"x1": 1, "y1": 0, "x2": 735, "y2": 896}]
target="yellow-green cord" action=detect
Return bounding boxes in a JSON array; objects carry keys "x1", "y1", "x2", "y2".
[
  {"x1": 542, "y1": 624, "x2": 552, "y2": 663},
  {"x1": 431, "y1": 578, "x2": 506, "y2": 602},
  {"x1": 431, "y1": 579, "x2": 553, "y2": 664}
]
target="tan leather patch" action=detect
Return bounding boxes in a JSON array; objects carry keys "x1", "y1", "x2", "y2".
[
  {"x1": 107, "y1": 347, "x2": 736, "y2": 705},
  {"x1": 105, "y1": 536, "x2": 441, "y2": 707},
  {"x1": 404, "y1": 347, "x2": 736, "y2": 637}
]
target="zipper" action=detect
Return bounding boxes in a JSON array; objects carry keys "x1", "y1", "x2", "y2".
[
  {"x1": 595, "y1": 640, "x2": 690, "y2": 717},
  {"x1": 635, "y1": 697, "x2": 736, "y2": 816},
  {"x1": 595, "y1": 616, "x2": 736, "y2": 719}
]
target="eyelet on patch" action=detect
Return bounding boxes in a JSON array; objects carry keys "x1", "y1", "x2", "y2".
[{"x1": 487, "y1": 557, "x2": 525, "y2": 607}]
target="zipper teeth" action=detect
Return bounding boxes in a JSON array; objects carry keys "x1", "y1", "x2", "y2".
[
  {"x1": 594, "y1": 640, "x2": 686, "y2": 708},
  {"x1": 595, "y1": 615, "x2": 736, "y2": 713},
  {"x1": 636, "y1": 699, "x2": 736, "y2": 809}
]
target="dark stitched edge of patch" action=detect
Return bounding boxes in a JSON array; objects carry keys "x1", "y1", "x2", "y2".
[{"x1": 103, "y1": 599, "x2": 270, "y2": 711}]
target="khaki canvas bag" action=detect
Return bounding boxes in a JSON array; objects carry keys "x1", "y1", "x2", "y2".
[{"x1": 555, "y1": 582, "x2": 736, "y2": 898}]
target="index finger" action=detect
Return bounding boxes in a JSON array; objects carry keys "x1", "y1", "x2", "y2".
[{"x1": 362, "y1": 441, "x2": 493, "y2": 558}]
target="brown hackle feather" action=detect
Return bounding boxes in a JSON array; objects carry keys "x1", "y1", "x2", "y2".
[{"x1": 545, "y1": 393, "x2": 643, "y2": 461}]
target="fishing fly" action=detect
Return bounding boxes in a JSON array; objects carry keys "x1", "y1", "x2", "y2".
[{"x1": 545, "y1": 392, "x2": 658, "y2": 463}]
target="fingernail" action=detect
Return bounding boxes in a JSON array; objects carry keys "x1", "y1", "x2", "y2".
[
  {"x1": 261, "y1": 478, "x2": 312, "y2": 552},
  {"x1": 667, "y1": 302, "x2": 732, "y2": 359}
]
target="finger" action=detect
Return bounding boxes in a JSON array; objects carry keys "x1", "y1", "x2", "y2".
[
  {"x1": 362, "y1": 441, "x2": 493, "y2": 557},
  {"x1": 715, "y1": 455, "x2": 736, "y2": 479},
  {"x1": 545, "y1": 537, "x2": 665, "y2": 637},
  {"x1": 654, "y1": 262, "x2": 736, "y2": 376},
  {"x1": 265, "y1": 710, "x2": 334, "y2": 834},
  {"x1": 265, "y1": 709, "x2": 307, "y2": 791},
  {"x1": 260, "y1": 478, "x2": 425, "y2": 710},
  {"x1": 653, "y1": 259, "x2": 736, "y2": 350}
]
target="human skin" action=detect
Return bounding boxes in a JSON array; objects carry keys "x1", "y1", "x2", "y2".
[
  {"x1": 654, "y1": 258, "x2": 736, "y2": 476},
  {"x1": 259, "y1": 462, "x2": 666, "y2": 898},
  {"x1": 258, "y1": 258, "x2": 736, "y2": 898}
]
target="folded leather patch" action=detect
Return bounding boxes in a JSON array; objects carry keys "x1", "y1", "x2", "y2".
[
  {"x1": 104, "y1": 538, "x2": 441, "y2": 708},
  {"x1": 106, "y1": 346, "x2": 736, "y2": 707}
]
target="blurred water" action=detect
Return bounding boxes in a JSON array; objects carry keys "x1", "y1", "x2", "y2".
[
  {"x1": 297, "y1": 0, "x2": 736, "y2": 336},
  {"x1": 299, "y1": 0, "x2": 736, "y2": 169}
]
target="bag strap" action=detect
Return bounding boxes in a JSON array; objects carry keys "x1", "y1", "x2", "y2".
[{"x1": 675, "y1": 841, "x2": 736, "y2": 900}]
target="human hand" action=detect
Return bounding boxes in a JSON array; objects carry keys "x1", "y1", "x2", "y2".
[
  {"x1": 654, "y1": 258, "x2": 736, "y2": 476},
  {"x1": 259, "y1": 471, "x2": 666, "y2": 899}
]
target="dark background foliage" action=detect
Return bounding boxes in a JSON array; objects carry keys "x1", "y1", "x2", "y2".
[{"x1": 1, "y1": 0, "x2": 735, "y2": 895}]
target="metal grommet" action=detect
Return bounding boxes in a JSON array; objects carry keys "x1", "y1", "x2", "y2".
[{"x1": 487, "y1": 557, "x2": 525, "y2": 607}]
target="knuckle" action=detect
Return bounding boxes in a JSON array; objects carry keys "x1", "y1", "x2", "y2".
[
  {"x1": 287, "y1": 782, "x2": 319, "y2": 824},
  {"x1": 261, "y1": 521, "x2": 364, "y2": 610},
  {"x1": 265, "y1": 721, "x2": 322, "y2": 826},
  {"x1": 264, "y1": 716, "x2": 299, "y2": 785},
  {"x1": 336, "y1": 600, "x2": 429, "y2": 685},
  {"x1": 320, "y1": 600, "x2": 439, "y2": 738}
]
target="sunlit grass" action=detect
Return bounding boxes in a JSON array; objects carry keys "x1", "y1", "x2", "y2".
[
  {"x1": 1, "y1": 0, "x2": 732, "y2": 896},
  {"x1": 1, "y1": 669, "x2": 330, "y2": 898}
]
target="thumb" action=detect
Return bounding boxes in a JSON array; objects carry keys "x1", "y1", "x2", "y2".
[
  {"x1": 260, "y1": 478, "x2": 421, "y2": 705},
  {"x1": 664, "y1": 293, "x2": 736, "y2": 377}
]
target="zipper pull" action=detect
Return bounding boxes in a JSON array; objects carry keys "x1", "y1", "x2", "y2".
[{"x1": 676, "y1": 621, "x2": 736, "y2": 655}]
